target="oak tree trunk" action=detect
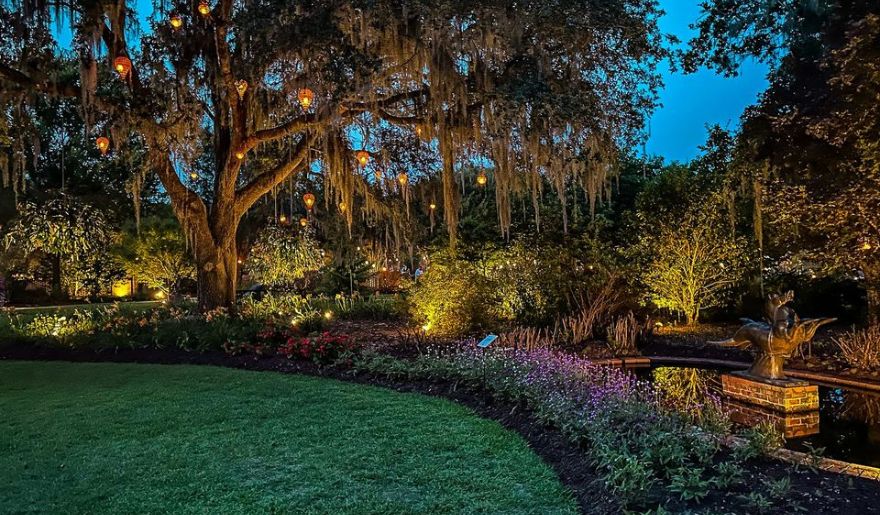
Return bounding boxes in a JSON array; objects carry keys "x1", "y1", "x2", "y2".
[{"x1": 196, "y1": 237, "x2": 238, "y2": 311}]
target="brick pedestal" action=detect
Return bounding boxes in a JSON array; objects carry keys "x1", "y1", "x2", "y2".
[
  {"x1": 721, "y1": 372, "x2": 819, "y2": 413},
  {"x1": 725, "y1": 399, "x2": 820, "y2": 438}
]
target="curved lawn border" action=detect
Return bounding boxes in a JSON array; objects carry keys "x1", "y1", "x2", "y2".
[
  {"x1": 0, "y1": 345, "x2": 617, "y2": 514},
  {"x1": 0, "y1": 361, "x2": 579, "y2": 514},
  {"x1": 4, "y1": 344, "x2": 880, "y2": 511}
]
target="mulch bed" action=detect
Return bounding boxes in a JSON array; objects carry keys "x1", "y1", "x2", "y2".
[{"x1": 3, "y1": 343, "x2": 880, "y2": 513}]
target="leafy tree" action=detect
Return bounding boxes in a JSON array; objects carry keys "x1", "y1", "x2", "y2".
[
  {"x1": 643, "y1": 195, "x2": 749, "y2": 325},
  {"x1": 245, "y1": 225, "x2": 323, "y2": 289},
  {"x1": 2, "y1": 196, "x2": 116, "y2": 298},
  {"x1": 116, "y1": 217, "x2": 195, "y2": 296},
  {"x1": 1, "y1": 0, "x2": 665, "y2": 309},
  {"x1": 688, "y1": 0, "x2": 880, "y2": 321}
]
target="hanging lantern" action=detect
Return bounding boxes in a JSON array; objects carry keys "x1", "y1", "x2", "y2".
[
  {"x1": 189, "y1": 172, "x2": 199, "y2": 181},
  {"x1": 235, "y1": 79, "x2": 248, "y2": 99},
  {"x1": 303, "y1": 192, "x2": 316, "y2": 211},
  {"x1": 95, "y1": 136, "x2": 110, "y2": 155},
  {"x1": 197, "y1": 0, "x2": 211, "y2": 16},
  {"x1": 279, "y1": 214, "x2": 287, "y2": 224},
  {"x1": 338, "y1": 201, "x2": 347, "y2": 213},
  {"x1": 234, "y1": 149, "x2": 245, "y2": 160},
  {"x1": 397, "y1": 172, "x2": 408, "y2": 186},
  {"x1": 429, "y1": 202, "x2": 437, "y2": 210},
  {"x1": 299, "y1": 217, "x2": 308, "y2": 227},
  {"x1": 169, "y1": 14, "x2": 183, "y2": 29},
  {"x1": 297, "y1": 88, "x2": 314, "y2": 109},
  {"x1": 476, "y1": 170, "x2": 488, "y2": 186},
  {"x1": 355, "y1": 150, "x2": 370, "y2": 167},
  {"x1": 113, "y1": 56, "x2": 132, "y2": 79}
]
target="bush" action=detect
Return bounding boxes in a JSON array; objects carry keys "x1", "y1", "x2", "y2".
[
  {"x1": 409, "y1": 250, "x2": 494, "y2": 337},
  {"x1": 280, "y1": 332, "x2": 359, "y2": 365},
  {"x1": 833, "y1": 325, "x2": 880, "y2": 370}
]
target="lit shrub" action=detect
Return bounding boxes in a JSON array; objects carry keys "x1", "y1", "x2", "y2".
[{"x1": 409, "y1": 250, "x2": 494, "y2": 337}]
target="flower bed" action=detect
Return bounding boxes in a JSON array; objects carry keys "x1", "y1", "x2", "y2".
[{"x1": 356, "y1": 344, "x2": 817, "y2": 511}]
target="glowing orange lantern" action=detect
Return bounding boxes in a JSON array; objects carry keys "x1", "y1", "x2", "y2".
[
  {"x1": 303, "y1": 192, "x2": 316, "y2": 211},
  {"x1": 113, "y1": 56, "x2": 132, "y2": 79},
  {"x1": 355, "y1": 150, "x2": 370, "y2": 167},
  {"x1": 397, "y1": 172, "x2": 408, "y2": 186},
  {"x1": 299, "y1": 217, "x2": 308, "y2": 227},
  {"x1": 96, "y1": 136, "x2": 110, "y2": 155},
  {"x1": 429, "y1": 202, "x2": 436, "y2": 210},
  {"x1": 169, "y1": 14, "x2": 183, "y2": 29},
  {"x1": 338, "y1": 201, "x2": 347, "y2": 213},
  {"x1": 476, "y1": 170, "x2": 488, "y2": 186},
  {"x1": 279, "y1": 214, "x2": 287, "y2": 223},
  {"x1": 197, "y1": 0, "x2": 211, "y2": 16},
  {"x1": 235, "y1": 80, "x2": 248, "y2": 99},
  {"x1": 297, "y1": 88, "x2": 314, "y2": 109},
  {"x1": 234, "y1": 149, "x2": 245, "y2": 160}
]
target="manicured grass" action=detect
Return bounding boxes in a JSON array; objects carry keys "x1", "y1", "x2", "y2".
[{"x1": 0, "y1": 362, "x2": 576, "y2": 514}]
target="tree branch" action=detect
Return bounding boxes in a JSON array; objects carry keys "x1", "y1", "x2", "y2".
[{"x1": 234, "y1": 132, "x2": 317, "y2": 217}]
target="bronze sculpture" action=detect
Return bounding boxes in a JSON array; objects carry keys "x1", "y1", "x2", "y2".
[{"x1": 711, "y1": 291, "x2": 836, "y2": 380}]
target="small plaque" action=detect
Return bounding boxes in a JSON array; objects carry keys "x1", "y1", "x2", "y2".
[{"x1": 477, "y1": 334, "x2": 498, "y2": 348}]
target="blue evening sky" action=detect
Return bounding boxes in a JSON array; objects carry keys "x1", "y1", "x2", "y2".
[
  {"x1": 650, "y1": 2, "x2": 769, "y2": 162},
  {"x1": 55, "y1": 0, "x2": 769, "y2": 164}
]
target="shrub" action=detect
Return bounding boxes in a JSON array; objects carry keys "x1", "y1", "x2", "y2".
[
  {"x1": 606, "y1": 312, "x2": 642, "y2": 356},
  {"x1": 330, "y1": 293, "x2": 405, "y2": 320},
  {"x1": 281, "y1": 332, "x2": 359, "y2": 365},
  {"x1": 409, "y1": 250, "x2": 493, "y2": 337},
  {"x1": 239, "y1": 292, "x2": 319, "y2": 323},
  {"x1": 833, "y1": 325, "x2": 880, "y2": 370}
]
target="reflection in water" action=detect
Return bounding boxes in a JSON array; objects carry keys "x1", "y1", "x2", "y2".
[
  {"x1": 639, "y1": 366, "x2": 880, "y2": 468},
  {"x1": 653, "y1": 367, "x2": 717, "y2": 420}
]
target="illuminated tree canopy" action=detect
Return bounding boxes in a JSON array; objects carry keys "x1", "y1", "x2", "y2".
[{"x1": 1, "y1": 0, "x2": 666, "y2": 308}]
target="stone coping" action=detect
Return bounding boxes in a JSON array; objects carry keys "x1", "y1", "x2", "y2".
[{"x1": 724, "y1": 436, "x2": 880, "y2": 481}]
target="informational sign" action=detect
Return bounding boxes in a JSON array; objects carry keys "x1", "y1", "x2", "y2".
[{"x1": 477, "y1": 334, "x2": 498, "y2": 348}]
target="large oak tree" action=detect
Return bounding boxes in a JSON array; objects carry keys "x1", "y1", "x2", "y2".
[{"x1": 1, "y1": 0, "x2": 665, "y2": 309}]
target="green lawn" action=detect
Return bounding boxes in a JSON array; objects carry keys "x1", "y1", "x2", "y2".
[{"x1": 0, "y1": 362, "x2": 576, "y2": 514}]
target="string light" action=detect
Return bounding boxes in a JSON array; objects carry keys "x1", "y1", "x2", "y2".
[
  {"x1": 169, "y1": 14, "x2": 183, "y2": 29},
  {"x1": 476, "y1": 170, "x2": 488, "y2": 186}
]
